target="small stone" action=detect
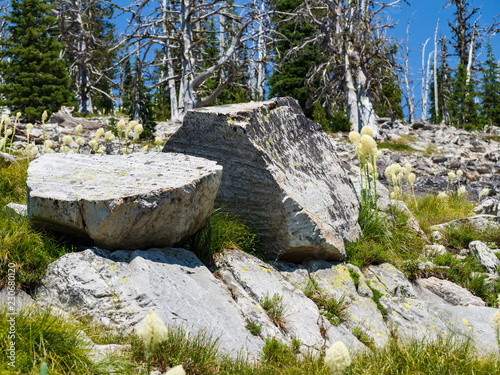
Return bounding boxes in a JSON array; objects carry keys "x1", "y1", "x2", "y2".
[{"x1": 469, "y1": 241, "x2": 500, "y2": 274}]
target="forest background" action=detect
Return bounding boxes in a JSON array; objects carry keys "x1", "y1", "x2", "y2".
[{"x1": 0, "y1": 0, "x2": 498, "y2": 137}]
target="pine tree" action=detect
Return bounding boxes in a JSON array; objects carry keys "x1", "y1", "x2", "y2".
[
  {"x1": 449, "y1": 63, "x2": 481, "y2": 129},
  {"x1": 122, "y1": 59, "x2": 156, "y2": 140},
  {"x1": 0, "y1": 0, "x2": 74, "y2": 122},
  {"x1": 480, "y1": 42, "x2": 500, "y2": 127},
  {"x1": 268, "y1": 0, "x2": 318, "y2": 115}
]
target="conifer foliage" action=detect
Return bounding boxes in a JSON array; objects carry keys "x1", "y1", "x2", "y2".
[{"x1": 0, "y1": 0, "x2": 74, "y2": 122}]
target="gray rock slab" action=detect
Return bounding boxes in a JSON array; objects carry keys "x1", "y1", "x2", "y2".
[
  {"x1": 415, "y1": 277, "x2": 485, "y2": 306},
  {"x1": 469, "y1": 241, "x2": 500, "y2": 274},
  {"x1": 216, "y1": 249, "x2": 364, "y2": 352},
  {"x1": 27, "y1": 153, "x2": 222, "y2": 250},
  {"x1": 430, "y1": 215, "x2": 500, "y2": 235},
  {"x1": 0, "y1": 151, "x2": 18, "y2": 167},
  {"x1": 35, "y1": 248, "x2": 263, "y2": 358},
  {"x1": 4, "y1": 202, "x2": 27, "y2": 216},
  {"x1": 0, "y1": 288, "x2": 35, "y2": 312},
  {"x1": 163, "y1": 97, "x2": 361, "y2": 262}
]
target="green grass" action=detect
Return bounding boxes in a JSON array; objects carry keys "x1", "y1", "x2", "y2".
[
  {"x1": 405, "y1": 193, "x2": 475, "y2": 234},
  {"x1": 0, "y1": 161, "x2": 74, "y2": 292},
  {"x1": 303, "y1": 278, "x2": 350, "y2": 326},
  {"x1": 184, "y1": 208, "x2": 260, "y2": 265},
  {"x1": 366, "y1": 280, "x2": 388, "y2": 321},
  {"x1": 378, "y1": 141, "x2": 417, "y2": 152},
  {"x1": 4, "y1": 307, "x2": 500, "y2": 375},
  {"x1": 245, "y1": 321, "x2": 262, "y2": 336},
  {"x1": 346, "y1": 206, "x2": 425, "y2": 272},
  {"x1": 442, "y1": 222, "x2": 500, "y2": 251},
  {"x1": 260, "y1": 293, "x2": 288, "y2": 332}
]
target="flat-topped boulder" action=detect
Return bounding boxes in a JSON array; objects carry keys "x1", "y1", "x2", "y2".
[
  {"x1": 27, "y1": 153, "x2": 222, "y2": 250},
  {"x1": 163, "y1": 97, "x2": 361, "y2": 262}
]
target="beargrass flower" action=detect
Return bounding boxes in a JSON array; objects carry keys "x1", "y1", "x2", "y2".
[
  {"x1": 26, "y1": 123, "x2": 33, "y2": 134},
  {"x1": 0, "y1": 138, "x2": 5, "y2": 151},
  {"x1": 324, "y1": 341, "x2": 351, "y2": 375},
  {"x1": 75, "y1": 124, "x2": 83, "y2": 136},
  {"x1": 5, "y1": 129, "x2": 12, "y2": 137},
  {"x1": 448, "y1": 171, "x2": 456, "y2": 180},
  {"x1": 95, "y1": 128, "x2": 104, "y2": 140},
  {"x1": 348, "y1": 131, "x2": 361, "y2": 144},
  {"x1": 137, "y1": 310, "x2": 168, "y2": 375},
  {"x1": 97, "y1": 145, "x2": 106, "y2": 154},
  {"x1": 104, "y1": 131, "x2": 115, "y2": 142},
  {"x1": 458, "y1": 186, "x2": 466, "y2": 197},
  {"x1": 479, "y1": 188, "x2": 490, "y2": 203},
  {"x1": 165, "y1": 365, "x2": 186, "y2": 375},
  {"x1": 42, "y1": 110, "x2": 48, "y2": 122},
  {"x1": 360, "y1": 125, "x2": 373, "y2": 137},
  {"x1": 493, "y1": 311, "x2": 500, "y2": 329},
  {"x1": 121, "y1": 147, "x2": 128, "y2": 154},
  {"x1": 89, "y1": 139, "x2": 98, "y2": 153},
  {"x1": 142, "y1": 145, "x2": 148, "y2": 152},
  {"x1": 457, "y1": 169, "x2": 463, "y2": 178},
  {"x1": 360, "y1": 134, "x2": 377, "y2": 158},
  {"x1": 44, "y1": 140, "x2": 53, "y2": 149},
  {"x1": 437, "y1": 191, "x2": 448, "y2": 200},
  {"x1": 154, "y1": 136, "x2": 163, "y2": 152},
  {"x1": 63, "y1": 135, "x2": 72, "y2": 146},
  {"x1": 117, "y1": 119, "x2": 126, "y2": 132}
]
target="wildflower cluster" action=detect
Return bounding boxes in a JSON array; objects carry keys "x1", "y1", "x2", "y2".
[
  {"x1": 324, "y1": 341, "x2": 351, "y2": 374},
  {"x1": 0, "y1": 112, "x2": 21, "y2": 154},
  {"x1": 349, "y1": 126, "x2": 381, "y2": 208},
  {"x1": 439, "y1": 169, "x2": 467, "y2": 200},
  {"x1": 384, "y1": 162, "x2": 416, "y2": 203}
]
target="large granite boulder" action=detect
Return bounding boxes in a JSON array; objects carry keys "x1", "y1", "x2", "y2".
[
  {"x1": 27, "y1": 153, "x2": 222, "y2": 250},
  {"x1": 163, "y1": 98, "x2": 361, "y2": 262},
  {"x1": 36, "y1": 248, "x2": 263, "y2": 358}
]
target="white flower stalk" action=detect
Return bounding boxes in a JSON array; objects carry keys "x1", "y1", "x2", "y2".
[
  {"x1": 63, "y1": 135, "x2": 73, "y2": 146},
  {"x1": 479, "y1": 188, "x2": 490, "y2": 203},
  {"x1": 95, "y1": 128, "x2": 105, "y2": 140},
  {"x1": 9, "y1": 112, "x2": 21, "y2": 153},
  {"x1": 165, "y1": 365, "x2": 186, "y2": 375},
  {"x1": 104, "y1": 131, "x2": 115, "y2": 142},
  {"x1": 348, "y1": 131, "x2": 361, "y2": 145},
  {"x1": 360, "y1": 125, "x2": 373, "y2": 137},
  {"x1": 457, "y1": 169, "x2": 463, "y2": 178},
  {"x1": 324, "y1": 341, "x2": 351, "y2": 375},
  {"x1": 97, "y1": 145, "x2": 106, "y2": 154},
  {"x1": 89, "y1": 139, "x2": 98, "y2": 154},
  {"x1": 121, "y1": 147, "x2": 128, "y2": 155},
  {"x1": 141, "y1": 145, "x2": 148, "y2": 152},
  {"x1": 0, "y1": 138, "x2": 5, "y2": 152},
  {"x1": 404, "y1": 163, "x2": 412, "y2": 178},
  {"x1": 75, "y1": 124, "x2": 83, "y2": 136},
  {"x1": 458, "y1": 186, "x2": 466, "y2": 197},
  {"x1": 117, "y1": 119, "x2": 126, "y2": 133},
  {"x1": 5, "y1": 129, "x2": 12, "y2": 137},
  {"x1": 154, "y1": 136, "x2": 163, "y2": 152},
  {"x1": 437, "y1": 191, "x2": 448, "y2": 200},
  {"x1": 137, "y1": 310, "x2": 168, "y2": 375},
  {"x1": 359, "y1": 134, "x2": 377, "y2": 159},
  {"x1": 132, "y1": 124, "x2": 144, "y2": 152},
  {"x1": 493, "y1": 311, "x2": 500, "y2": 329},
  {"x1": 44, "y1": 139, "x2": 53, "y2": 150},
  {"x1": 41, "y1": 111, "x2": 47, "y2": 147},
  {"x1": 448, "y1": 171, "x2": 456, "y2": 180},
  {"x1": 25, "y1": 123, "x2": 33, "y2": 145},
  {"x1": 75, "y1": 137, "x2": 85, "y2": 153}
]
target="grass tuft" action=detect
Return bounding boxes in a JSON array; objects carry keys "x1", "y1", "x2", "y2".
[
  {"x1": 378, "y1": 141, "x2": 417, "y2": 152},
  {"x1": 260, "y1": 293, "x2": 288, "y2": 332},
  {"x1": 184, "y1": 208, "x2": 260, "y2": 265}
]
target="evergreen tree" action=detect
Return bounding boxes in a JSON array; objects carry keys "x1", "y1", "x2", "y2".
[
  {"x1": 268, "y1": 0, "x2": 318, "y2": 115},
  {"x1": 480, "y1": 42, "x2": 500, "y2": 127},
  {"x1": 0, "y1": 0, "x2": 74, "y2": 122},
  {"x1": 122, "y1": 59, "x2": 156, "y2": 140},
  {"x1": 449, "y1": 63, "x2": 481, "y2": 129}
]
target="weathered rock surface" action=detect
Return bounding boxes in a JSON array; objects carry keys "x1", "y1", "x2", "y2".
[
  {"x1": 0, "y1": 151, "x2": 18, "y2": 167},
  {"x1": 163, "y1": 97, "x2": 361, "y2": 262},
  {"x1": 0, "y1": 289, "x2": 35, "y2": 312},
  {"x1": 27, "y1": 153, "x2": 222, "y2": 250},
  {"x1": 469, "y1": 241, "x2": 500, "y2": 274},
  {"x1": 216, "y1": 249, "x2": 364, "y2": 352},
  {"x1": 415, "y1": 277, "x2": 486, "y2": 306},
  {"x1": 36, "y1": 248, "x2": 263, "y2": 358},
  {"x1": 473, "y1": 198, "x2": 500, "y2": 216},
  {"x1": 430, "y1": 215, "x2": 500, "y2": 235},
  {"x1": 4, "y1": 202, "x2": 27, "y2": 216}
]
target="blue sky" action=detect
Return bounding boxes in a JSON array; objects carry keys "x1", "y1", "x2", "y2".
[{"x1": 387, "y1": 0, "x2": 500, "y2": 118}]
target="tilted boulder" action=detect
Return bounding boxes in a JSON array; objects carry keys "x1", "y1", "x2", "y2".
[
  {"x1": 27, "y1": 153, "x2": 222, "y2": 250},
  {"x1": 163, "y1": 98, "x2": 361, "y2": 262}
]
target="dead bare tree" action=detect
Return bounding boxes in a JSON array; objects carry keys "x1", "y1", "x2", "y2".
[
  {"x1": 290, "y1": 0, "x2": 406, "y2": 136},
  {"x1": 119, "y1": 0, "x2": 270, "y2": 122}
]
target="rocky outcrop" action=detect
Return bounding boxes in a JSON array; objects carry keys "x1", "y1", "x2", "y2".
[
  {"x1": 216, "y1": 249, "x2": 364, "y2": 352},
  {"x1": 163, "y1": 97, "x2": 361, "y2": 262},
  {"x1": 36, "y1": 248, "x2": 263, "y2": 358},
  {"x1": 27, "y1": 153, "x2": 222, "y2": 250},
  {"x1": 415, "y1": 277, "x2": 485, "y2": 306},
  {"x1": 469, "y1": 241, "x2": 500, "y2": 274}
]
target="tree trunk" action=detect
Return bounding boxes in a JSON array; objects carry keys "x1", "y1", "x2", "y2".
[
  {"x1": 421, "y1": 38, "x2": 430, "y2": 122},
  {"x1": 434, "y1": 19, "x2": 439, "y2": 121}
]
